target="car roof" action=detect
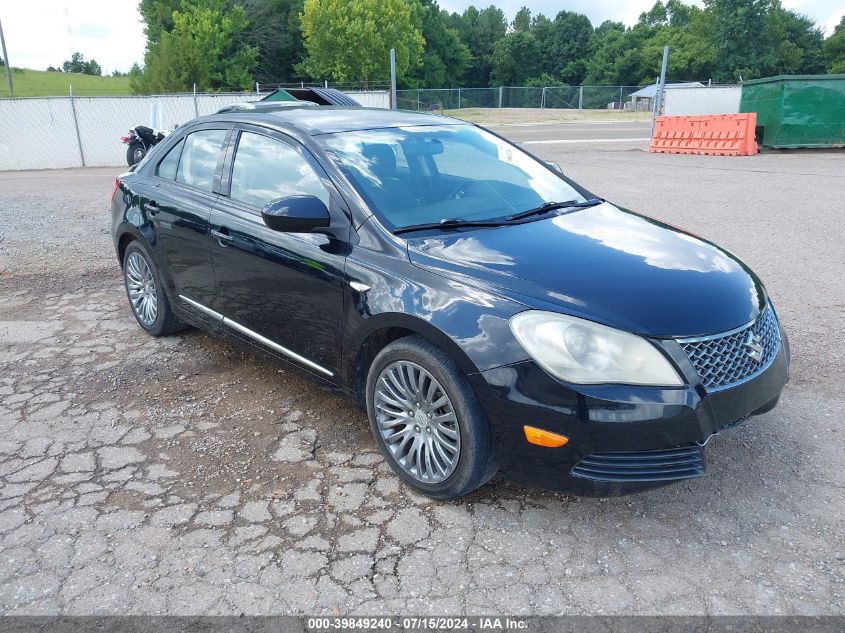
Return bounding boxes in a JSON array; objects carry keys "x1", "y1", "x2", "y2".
[
  {"x1": 216, "y1": 101, "x2": 318, "y2": 114},
  {"x1": 205, "y1": 107, "x2": 467, "y2": 136}
]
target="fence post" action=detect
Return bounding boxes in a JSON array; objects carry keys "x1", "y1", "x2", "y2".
[
  {"x1": 653, "y1": 46, "x2": 670, "y2": 136},
  {"x1": 417, "y1": 89, "x2": 420, "y2": 112},
  {"x1": 498, "y1": 86, "x2": 503, "y2": 109},
  {"x1": 458, "y1": 88, "x2": 461, "y2": 110},
  {"x1": 389, "y1": 48, "x2": 397, "y2": 110},
  {"x1": 68, "y1": 85, "x2": 86, "y2": 168},
  {"x1": 541, "y1": 86, "x2": 546, "y2": 109},
  {"x1": 193, "y1": 83, "x2": 199, "y2": 118},
  {"x1": 578, "y1": 86, "x2": 583, "y2": 110},
  {"x1": 0, "y1": 18, "x2": 13, "y2": 94},
  {"x1": 324, "y1": 80, "x2": 328, "y2": 88},
  {"x1": 619, "y1": 86, "x2": 623, "y2": 108},
  {"x1": 255, "y1": 81, "x2": 259, "y2": 95}
]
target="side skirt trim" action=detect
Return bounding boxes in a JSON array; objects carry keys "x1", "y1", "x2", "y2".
[{"x1": 178, "y1": 294, "x2": 334, "y2": 377}]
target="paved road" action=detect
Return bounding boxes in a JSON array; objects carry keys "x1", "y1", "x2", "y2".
[
  {"x1": 486, "y1": 120, "x2": 652, "y2": 148},
  {"x1": 0, "y1": 144, "x2": 843, "y2": 615}
]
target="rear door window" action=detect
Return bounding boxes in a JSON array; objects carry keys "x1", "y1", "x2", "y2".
[
  {"x1": 156, "y1": 139, "x2": 184, "y2": 180},
  {"x1": 176, "y1": 129, "x2": 227, "y2": 192}
]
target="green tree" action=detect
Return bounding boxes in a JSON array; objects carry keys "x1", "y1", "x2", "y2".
[
  {"x1": 826, "y1": 16, "x2": 845, "y2": 73},
  {"x1": 236, "y1": 0, "x2": 306, "y2": 83},
  {"x1": 85, "y1": 59, "x2": 102, "y2": 76},
  {"x1": 450, "y1": 5, "x2": 507, "y2": 86},
  {"x1": 299, "y1": 0, "x2": 425, "y2": 87},
  {"x1": 134, "y1": 0, "x2": 257, "y2": 93},
  {"x1": 537, "y1": 11, "x2": 594, "y2": 84},
  {"x1": 489, "y1": 30, "x2": 541, "y2": 85},
  {"x1": 62, "y1": 52, "x2": 86, "y2": 73},
  {"x1": 525, "y1": 72, "x2": 566, "y2": 87},
  {"x1": 512, "y1": 6, "x2": 531, "y2": 33},
  {"x1": 666, "y1": 0, "x2": 693, "y2": 27},
  {"x1": 406, "y1": 0, "x2": 471, "y2": 88},
  {"x1": 774, "y1": 9, "x2": 825, "y2": 73},
  {"x1": 583, "y1": 22, "x2": 644, "y2": 85},
  {"x1": 61, "y1": 52, "x2": 102, "y2": 75},
  {"x1": 704, "y1": 0, "x2": 783, "y2": 80},
  {"x1": 138, "y1": 0, "x2": 182, "y2": 46},
  {"x1": 636, "y1": 3, "x2": 716, "y2": 81},
  {"x1": 640, "y1": 1, "x2": 668, "y2": 26}
]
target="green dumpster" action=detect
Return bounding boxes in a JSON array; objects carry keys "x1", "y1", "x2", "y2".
[
  {"x1": 261, "y1": 89, "x2": 297, "y2": 102},
  {"x1": 740, "y1": 74, "x2": 845, "y2": 149}
]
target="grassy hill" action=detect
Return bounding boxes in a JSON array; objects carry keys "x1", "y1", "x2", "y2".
[{"x1": 0, "y1": 68, "x2": 133, "y2": 98}]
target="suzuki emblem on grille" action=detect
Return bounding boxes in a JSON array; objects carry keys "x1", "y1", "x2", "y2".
[{"x1": 744, "y1": 331, "x2": 764, "y2": 363}]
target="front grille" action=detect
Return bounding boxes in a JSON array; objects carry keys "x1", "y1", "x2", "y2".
[
  {"x1": 678, "y1": 304, "x2": 781, "y2": 391},
  {"x1": 571, "y1": 445, "x2": 705, "y2": 482}
]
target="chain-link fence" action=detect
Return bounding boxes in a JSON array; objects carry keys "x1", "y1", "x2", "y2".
[
  {"x1": 663, "y1": 85, "x2": 742, "y2": 116},
  {"x1": 396, "y1": 86, "x2": 646, "y2": 112},
  {"x1": 1, "y1": 82, "x2": 741, "y2": 171},
  {"x1": 0, "y1": 89, "x2": 389, "y2": 171}
]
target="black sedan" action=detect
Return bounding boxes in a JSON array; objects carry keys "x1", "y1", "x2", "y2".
[{"x1": 110, "y1": 107, "x2": 789, "y2": 499}]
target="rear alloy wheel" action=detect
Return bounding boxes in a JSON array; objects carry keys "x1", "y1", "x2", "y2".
[
  {"x1": 366, "y1": 336, "x2": 496, "y2": 499},
  {"x1": 125, "y1": 251, "x2": 158, "y2": 327},
  {"x1": 122, "y1": 241, "x2": 185, "y2": 336}
]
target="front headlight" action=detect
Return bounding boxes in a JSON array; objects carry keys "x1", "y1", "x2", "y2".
[{"x1": 509, "y1": 311, "x2": 683, "y2": 386}]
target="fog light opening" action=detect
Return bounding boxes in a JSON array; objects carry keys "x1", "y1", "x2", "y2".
[{"x1": 523, "y1": 425, "x2": 569, "y2": 448}]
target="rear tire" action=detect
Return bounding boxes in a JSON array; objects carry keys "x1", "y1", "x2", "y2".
[
  {"x1": 365, "y1": 336, "x2": 497, "y2": 499},
  {"x1": 127, "y1": 142, "x2": 146, "y2": 166},
  {"x1": 122, "y1": 241, "x2": 186, "y2": 337}
]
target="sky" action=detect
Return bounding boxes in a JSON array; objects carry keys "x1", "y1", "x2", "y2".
[
  {"x1": 1, "y1": 0, "x2": 843, "y2": 75},
  {"x1": 1, "y1": 1, "x2": 146, "y2": 75}
]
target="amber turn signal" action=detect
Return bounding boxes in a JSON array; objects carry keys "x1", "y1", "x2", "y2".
[{"x1": 523, "y1": 425, "x2": 569, "y2": 448}]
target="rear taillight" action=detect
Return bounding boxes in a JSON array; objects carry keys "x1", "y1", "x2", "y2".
[
  {"x1": 120, "y1": 136, "x2": 129, "y2": 143},
  {"x1": 111, "y1": 178, "x2": 120, "y2": 202}
]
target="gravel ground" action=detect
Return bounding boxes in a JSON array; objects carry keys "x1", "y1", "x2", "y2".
[{"x1": 0, "y1": 144, "x2": 843, "y2": 615}]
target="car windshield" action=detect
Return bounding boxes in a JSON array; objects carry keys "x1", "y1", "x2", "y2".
[{"x1": 317, "y1": 124, "x2": 585, "y2": 230}]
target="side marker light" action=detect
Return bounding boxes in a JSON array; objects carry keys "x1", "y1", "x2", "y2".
[{"x1": 524, "y1": 425, "x2": 569, "y2": 448}]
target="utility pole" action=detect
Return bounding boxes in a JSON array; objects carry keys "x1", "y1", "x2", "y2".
[
  {"x1": 0, "y1": 17, "x2": 13, "y2": 94},
  {"x1": 652, "y1": 46, "x2": 669, "y2": 137}
]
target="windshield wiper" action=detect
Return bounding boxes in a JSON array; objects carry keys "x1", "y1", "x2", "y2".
[
  {"x1": 393, "y1": 217, "x2": 507, "y2": 236},
  {"x1": 506, "y1": 198, "x2": 603, "y2": 222}
]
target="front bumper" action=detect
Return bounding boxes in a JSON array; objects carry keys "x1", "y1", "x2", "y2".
[{"x1": 469, "y1": 330, "x2": 790, "y2": 496}]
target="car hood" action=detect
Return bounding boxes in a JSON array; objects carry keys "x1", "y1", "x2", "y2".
[{"x1": 406, "y1": 202, "x2": 766, "y2": 338}]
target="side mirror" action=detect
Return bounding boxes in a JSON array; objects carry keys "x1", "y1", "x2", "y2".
[
  {"x1": 546, "y1": 161, "x2": 563, "y2": 174},
  {"x1": 261, "y1": 195, "x2": 330, "y2": 233}
]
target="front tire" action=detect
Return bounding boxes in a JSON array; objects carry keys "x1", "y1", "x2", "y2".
[
  {"x1": 365, "y1": 336, "x2": 496, "y2": 499},
  {"x1": 122, "y1": 241, "x2": 185, "y2": 336},
  {"x1": 127, "y1": 141, "x2": 146, "y2": 166}
]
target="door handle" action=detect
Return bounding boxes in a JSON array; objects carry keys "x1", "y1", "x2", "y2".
[
  {"x1": 210, "y1": 228, "x2": 233, "y2": 247},
  {"x1": 142, "y1": 200, "x2": 159, "y2": 215}
]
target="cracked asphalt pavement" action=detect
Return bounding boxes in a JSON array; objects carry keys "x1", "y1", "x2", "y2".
[{"x1": 0, "y1": 143, "x2": 843, "y2": 615}]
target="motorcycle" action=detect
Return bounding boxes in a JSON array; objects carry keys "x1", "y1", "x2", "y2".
[{"x1": 121, "y1": 126, "x2": 167, "y2": 166}]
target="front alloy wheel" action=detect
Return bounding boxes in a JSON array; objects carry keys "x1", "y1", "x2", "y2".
[
  {"x1": 374, "y1": 360, "x2": 461, "y2": 483},
  {"x1": 366, "y1": 336, "x2": 497, "y2": 499}
]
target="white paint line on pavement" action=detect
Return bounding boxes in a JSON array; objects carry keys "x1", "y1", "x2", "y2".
[
  {"x1": 523, "y1": 137, "x2": 651, "y2": 145},
  {"x1": 486, "y1": 120, "x2": 652, "y2": 127}
]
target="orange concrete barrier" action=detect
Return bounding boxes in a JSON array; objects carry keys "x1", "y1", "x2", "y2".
[{"x1": 650, "y1": 113, "x2": 758, "y2": 156}]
